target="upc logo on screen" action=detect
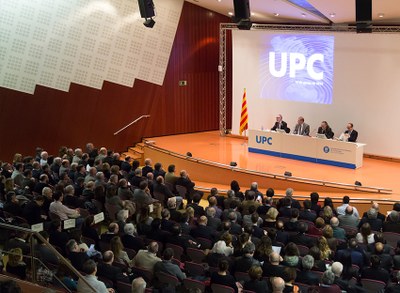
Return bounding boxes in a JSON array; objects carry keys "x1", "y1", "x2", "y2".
[{"x1": 260, "y1": 34, "x2": 334, "y2": 104}]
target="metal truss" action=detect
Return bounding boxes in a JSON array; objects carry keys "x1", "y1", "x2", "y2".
[{"x1": 218, "y1": 23, "x2": 400, "y2": 135}]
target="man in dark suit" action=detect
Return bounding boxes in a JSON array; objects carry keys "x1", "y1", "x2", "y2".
[
  {"x1": 383, "y1": 211, "x2": 400, "y2": 233},
  {"x1": 293, "y1": 116, "x2": 310, "y2": 136},
  {"x1": 233, "y1": 242, "x2": 261, "y2": 274},
  {"x1": 190, "y1": 216, "x2": 217, "y2": 242},
  {"x1": 357, "y1": 208, "x2": 383, "y2": 231},
  {"x1": 66, "y1": 239, "x2": 90, "y2": 271},
  {"x1": 362, "y1": 203, "x2": 385, "y2": 222},
  {"x1": 289, "y1": 222, "x2": 316, "y2": 248},
  {"x1": 296, "y1": 255, "x2": 320, "y2": 285},
  {"x1": 187, "y1": 193, "x2": 205, "y2": 218},
  {"x1": 100, "y1": 222, "x2": 120, "y2": 243},
  {"x1": 262, "y1": 252, "x2": 286, "y2": 278},
  {"x1": 175, "y1": 170, "x2": 197, "y2": 204},
  {"x1": 271, "y1": 114, "x2": 290, "y2": 133},
  {"x1": 317, "y1": 121, "x2": 334, "y2": 139},
  {"x1": 360, "y1": 255, "x2": 390, "y2": 283},
  {"x1": 141, "y1": 158, "x2": 154, "y2": 177},
  {"x1": 160, "y1": 209, "x2": 175, "y2": 232},
  {"x1": 97, "y1": 250, "x2": 130, "y2": 287},
  {"x1": 299, "y1": 200, "x2": 317, "y2": 223},
  {"x1": 22, "y1": 195, "x2": 47, "y2": 225},
  {"x1": 5, "y1": 229, "x2": 31, "y2": 256},
  {"x1": 342, "y1": 122, "x2": 358, "y2": 142},
  {"x1": 154, "y1": 248, "x2": 186, "y2": 281},
  {"x1": 121, "y1": 223, "x2": 145, "y2": 252}
]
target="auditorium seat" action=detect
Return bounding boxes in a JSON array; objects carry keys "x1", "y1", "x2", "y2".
[
  {"x1": 211, "y1": 283, "x2": 235, "y2": 293},
  {"x1": 187, "y1": 247, "x2": 206, "y2": 263},
  {"x1": 183, "y1": 278, "x2": 206, "y2": 292},
  {"x1": 360, "y1": 279, "x2": 386, "y2": 293},
  {"x1": 185, "y1": 261, "x2": 206, "y2": 277},
  {"x1": 155, "y1": 271, "x2": 180, "y2": 290}
]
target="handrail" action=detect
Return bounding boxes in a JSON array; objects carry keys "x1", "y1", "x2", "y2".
[
  {"x1": 113, "y1": 115, "x2": 150, "y2": 135},
  {"x1": 143, "y1": 141, "x2": 392, "y2": 194},
  {"x1": 0, "y1": 222, "x2": 96, "y2": 293}
]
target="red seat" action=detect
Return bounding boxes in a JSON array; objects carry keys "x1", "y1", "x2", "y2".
[
  {"x1": 187, "y1": 247, "x2": 206, "y2": 263},
  {"x1": 211, "y1": 283, "x2": 235, "y2": 293},
  {"x1": 183, "y1": 278, "x2": 206, "y2": 292},
  {"x1": 166, "y1": 243, "x2": 184, "y2": 261}
]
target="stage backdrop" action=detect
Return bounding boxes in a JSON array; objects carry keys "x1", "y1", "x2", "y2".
[{"x1": 231, "y1": 30, "x2": 400, "y2": 158}]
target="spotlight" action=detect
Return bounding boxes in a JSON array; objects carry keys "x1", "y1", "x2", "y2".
[{"x1": 143, "y1": 18, "x2": 155, "y2": 28}]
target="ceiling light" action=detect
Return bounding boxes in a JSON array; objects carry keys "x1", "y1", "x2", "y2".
[
  {"x1": 273, "y1": 13, "x2": 280, "y2": 17},
  {"x1": 228, "y1": 12, "x2": 233, "y2": 16},
  {"x1": 329, "y1": 13, "x2": 336, "y2": 18},
  {"x1": 301, "y1": 13, "x2": 306, "y2": 17},
  {"x1": 251, "y1": 12, "x2": 255, "y2": 16},
  {"x1": 217, "y1": 0, "x2": 222, "y2": 2},
  {"x1": 378, "y1": 13, "x2": 384, "y2": 18}
]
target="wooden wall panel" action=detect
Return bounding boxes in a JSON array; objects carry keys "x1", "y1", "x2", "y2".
[{"x1": 0, "y1": 2, "x2": 232, "y2": 161}]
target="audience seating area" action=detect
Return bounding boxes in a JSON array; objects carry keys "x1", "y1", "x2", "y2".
[{"x1": 1, "y1": 144, "x2": 400, "y2": 293}]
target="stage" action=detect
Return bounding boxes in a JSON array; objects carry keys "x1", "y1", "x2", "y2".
[{"x1": 143, "y1": 131, "x2": 400, "y2": 204}]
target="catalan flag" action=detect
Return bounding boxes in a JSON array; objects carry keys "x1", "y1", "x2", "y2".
[{"x1": 239, "y1": 88, "x2": 248, "y2": 135}]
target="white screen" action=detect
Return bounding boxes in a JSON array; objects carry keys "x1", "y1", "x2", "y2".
[{"x1": 232, "y1": 30, "x2": 400, "y2": 158}]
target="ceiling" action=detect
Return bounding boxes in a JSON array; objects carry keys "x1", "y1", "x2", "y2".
[{"x1": 185, "y1": 0, "x2": 400, "y2": 25}]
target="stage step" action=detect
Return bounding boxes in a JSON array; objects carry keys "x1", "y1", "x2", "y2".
[
  {"x1": 129, "y1": 146, "x2": 144, "y2": 154},
  {"x1": 120, "y1": 144, "x2": 145, "y2": 165}
]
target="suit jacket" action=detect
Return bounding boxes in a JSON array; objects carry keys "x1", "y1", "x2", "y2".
[
  {"x1": 318, "y1": 126, "x2": 334, "y2": 139},
  {"x1": 190, "y1": 224, "x2": 216, "y2": 242},
  {"x1": 262, "y1": 263, "x2": 287, "y2": 278},
  {"x1": 271, "y1": 121, "x2": 289, "y2": 133},
  {"x1": 289, "y1": 233, "x2": 316, "y2": 248},
  {"x1": 299, "y1": 210, "x2": 317, "y2": 222},
  {"x1": 187, "y1": 203, "x2": 205, "y2": 218},
  {"x1": 293, "y1": 123, "x2": 310, "y2": 136},
  {"x1": 141, "y1": 166, "x2": 154, "y2": 177},
  {"x1": 296, "y1": 270, "x2": 320, "y2": 285},
  {"x1": 68, "y1": 251, "x2": 90, "y2": 271},
  {"x1": 132, "y1": 250, "x2": 161, "y2": 272},
  {"x1": 154, "y1": 260, "x2": 186, "y2": 281},
  {"x1": 244, "y1": 280, "x2": 269, "y2": 293},
  {"x1": 357, "y1": 217, "x2": 383, "y2": 232},
  {"x1": 345, "y1": 129, "x2": 358, "y2": 142},
  {"x1": 338, "y1": 214, "x2": 359, "y2": 228},
  {"x1": 233, "y1": 255, "x2": 261, "y2": 273},
  {"x1": 96, "y1": 262, "x2": 129, "y2": 287},
  {"x1": 362, "y1": 211, "x2": 385, "y2": 222},
  {"x1": 361, "y1": 267, "x2": 390, "y2": 283},
  {"x1": 121, "y1": 234, "x2": 145, "y2": 252}
]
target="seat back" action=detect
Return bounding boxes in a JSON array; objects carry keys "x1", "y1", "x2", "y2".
[
  {"x1": 318, "y1": 284, "x2": 342, "y2": 293},
  {"x1": 195, "y1": 237, "x2": 212, "y2": 250},
  {"x1": 166, "y1": 243, "x2": 184, "y2": 261},
  {"x1": 360, "y1": 279, "x2": 386, "y2": 293},
  {"x1": 131, "y1": 266, "x2": 154, "y2": 284},
  {"x1": 183, "y1": 278, "x2": 206, "y2": 292},
  {"x1": 153, "y1": 191, "x2": 166, "y2": 203},
  {"x1": 211, "y1": 283, "x2": 235, "y2": 293},
  {"x1": 383, "y1": 232, "x2": 400, "y2": 248},
  {"x1": 234, "y1": 271, "x2": 251, "y2": 282},
  {"x1": 185, "y1": 261, "x2": 206, "y2": 277},
  {"x1": 297, "y1": 244, "x2": 310, "y2": 256},
  {"x1": 155, "y1": 271, "x2": 180, "y2": 287},
  {"x1": 116, "y1": 281, "x2": 132, "y2": 293},
  {"x1": 49, "y1": 212, "x2": 61, "y2": 221},
  {"x1": 187, "y1": 247, "x2": 206, "y2": 263},
  {"x1": 104, "y1": 203, "x2": 119, "y2": 222},
  {"x1": 175, "y1": 185, "x2": 187, "y2": 198}
]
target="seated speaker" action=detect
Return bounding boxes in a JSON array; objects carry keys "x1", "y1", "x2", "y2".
[
  {"x1": 354, "y1": 181, "x2": 362, "y2": 186},
  {"x1": 186, "y1": 152, "x2": 192, "y2": 157},
  {"x1": 230, "y1": 161, "x2": 237, "y2": 167},
  {"x1": 284, "y1": 171, "x2": 292, "y2": 177}
]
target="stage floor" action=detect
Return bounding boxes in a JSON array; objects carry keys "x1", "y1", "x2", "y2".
[{"x1": 148, "y1": 131, "x2": 400, "y2": 198}]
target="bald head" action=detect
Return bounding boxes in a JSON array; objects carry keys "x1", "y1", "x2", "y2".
[
  {"x1": 269, "y1": 252, "x2": 281, "y2": 264},
  {"x1": 345, "y1": 205, "x2": 354, "y2": 215},
  {"x1": 272, "y1": 277, "x2": 285, "y2": 293},
  {"x1": 330, "y1": 217, "x2": 339, "y2": 227}
]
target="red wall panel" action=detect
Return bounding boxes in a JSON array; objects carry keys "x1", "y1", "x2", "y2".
[{"x1": 0, "y1": 2, "x2": 232, "y2": 161}]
